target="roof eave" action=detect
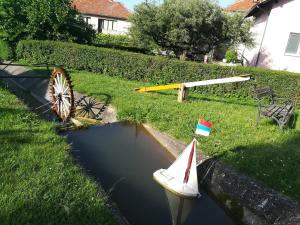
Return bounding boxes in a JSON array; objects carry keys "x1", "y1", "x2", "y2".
[
  {"x1": 245, "y1": 0, "x2": 275, "y2": 17},
  {"x1": 78, "y1": 12, "x2": 129, "y2": 21}
]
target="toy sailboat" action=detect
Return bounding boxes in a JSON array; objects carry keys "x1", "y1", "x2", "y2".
[
  {"x1": 153, "y1": 138, "x2": 200, "y2": 198},
  {"x1": 153, "y1": 120, "x2": 212, "y2": 198}
]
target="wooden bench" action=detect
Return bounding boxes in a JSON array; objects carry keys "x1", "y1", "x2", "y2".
[{"x1": 254, "y1": 87, "x2": 295, "y2": 129}]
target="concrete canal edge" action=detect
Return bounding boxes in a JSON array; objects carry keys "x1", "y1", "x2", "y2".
[{"x1": 142, "y1": 123, "x2": 300, "y2": 225}]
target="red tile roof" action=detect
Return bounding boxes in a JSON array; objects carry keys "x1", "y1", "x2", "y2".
[
  {"x1": 226, "y1": 0, "x2": 259, "y2": 12},
  {"x1": 72, "y1": 0, "x2": 130, "y2": 20}
]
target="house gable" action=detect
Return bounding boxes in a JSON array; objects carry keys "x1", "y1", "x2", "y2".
[{"x1": 72, "y1": 0, "x2": 130, "y2": 21}]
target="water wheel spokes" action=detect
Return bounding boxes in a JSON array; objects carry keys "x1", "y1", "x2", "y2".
[{"x1": 49, "y1": 67, "x2": 75, "y2": 122}]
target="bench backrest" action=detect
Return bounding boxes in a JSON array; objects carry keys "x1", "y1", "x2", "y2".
[{"x1": 254, "y1": 87, "x2": 274, "y2": 100}]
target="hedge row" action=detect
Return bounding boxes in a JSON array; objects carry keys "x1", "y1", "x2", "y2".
[
  {"x1": 0, "y1": 40, "x2": 12, "y2": 60},
  {"x1": 16, "y1": 40, "x2": 300, "y2": 105},
  {"x1": 96, "y1": 33, "x2": 149, "y2": 54}
]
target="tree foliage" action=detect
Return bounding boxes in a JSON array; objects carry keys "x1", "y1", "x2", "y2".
[
  {"x1": 224, "y1": 12, "x2": 254, "y2": 49},
  {"x1": 0, "y1": 0, "x2": 96, "y2": 46},
  {"x1": 130, "y1": 0, "x2": 253, "y2": 60},
  {"x1": 0, "y1": 40, "x2": 12, "y2": 60}
]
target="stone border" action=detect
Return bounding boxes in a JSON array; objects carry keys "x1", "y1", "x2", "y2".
[{"x1": 142, "y1": 123, "x2": 300, "y2": 225}]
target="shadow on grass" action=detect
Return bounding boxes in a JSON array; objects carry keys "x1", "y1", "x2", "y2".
[
  {"x1": 0, "y1": 128, "x2": 34, "y2": 146},
  {"x1": 152, "y1": 90, "x2": 258, "y2": 107},
  {"x1": 188, "y1": 95, "x2": 257, "y2": 107},
  {"x1": 88, "y1": 92, "x2": 112, "y2": 105},
  {"x1": 0, "y1": 193, "x2": 113, "y2": 225},
  {"x1": 291, "y1": 112, "x2": 299, "y2": 129},
  {"x1": 224, "y1": 132, "x2": 300, "y2": 201},
  {"x1": 257, "y1": 111, "x2": 298, "y2": 130},
  {"x1": 0, "y1": 107, "x2": 55, "y2": 153},
  {"x1": 0, "y1": 80, "x2": 55, "y2": 122},
  {"x1": 0, "y1": 127, "x2": 53, "y2": 147},
  {"x1": 29, "y1": 67, "x2": 52, "y2": 76}
]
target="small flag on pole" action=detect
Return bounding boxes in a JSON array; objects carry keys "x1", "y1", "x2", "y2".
[{"x1": 195, "y1": 119, "x2": 212, "y2": 136}]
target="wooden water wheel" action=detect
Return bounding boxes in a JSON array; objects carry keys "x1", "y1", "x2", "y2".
[{"x1": 49, "y1": 67, "x2": 75, "y2": 122}]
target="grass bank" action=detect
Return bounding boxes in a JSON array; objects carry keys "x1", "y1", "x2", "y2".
[
  {"x1": 66, "y1": 70, "x2": 300, "y2": 202},
  {"x1": 0, "y1": 84, "x2": 116, "y2": 225}
]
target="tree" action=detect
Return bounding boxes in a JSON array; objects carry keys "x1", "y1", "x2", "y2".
[
  {"x1": 130, "y1": 0, "x2": 253, "y2": 60},
  {"x1": 223, "y1": 12, "x2": 254, "y2": 49},
  {"x1": 0, "y1": 0, "x2": 96, "y2": 46}
]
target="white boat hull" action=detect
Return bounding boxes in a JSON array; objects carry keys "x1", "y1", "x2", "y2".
[{"x1": 153, "y1": 169, "x2": 200, "y2": 198}]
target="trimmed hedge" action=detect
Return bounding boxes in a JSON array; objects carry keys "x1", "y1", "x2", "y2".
[
  {"x1": 97, "y1": 34, "x2": 133, "y2": 47},
  {"x1": 16, "y1": 40, "x2": 300, "y2": 105},
  {"x1": 0, "y1": 40, "x2": 12, "y2": 60},
  {"x1": 95, "y1": 33, "x2": 149, "y2": 54},
  {"x1": 225, "y1": 50, "x2": 238, "y2": 63}
]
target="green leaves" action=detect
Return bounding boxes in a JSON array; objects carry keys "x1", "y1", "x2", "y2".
[
  {"x1": 224, "y1": 12, "x2": 254, "y2": 49},
  {"x1": 0, "y1": 0, "x2": 96, "y2": 46},
  {"x1": 0, "y1": 40, "x2": 12, "y2": 60},
  {"x1": 95, "y1": 33, "x2": 152, "y2": 53},
  {"x1": 225, "y1": 49, "x2": 238, "y2": 63},
  {"x1": 130, "y1": 0, "x2": 253, "y2": 60}
]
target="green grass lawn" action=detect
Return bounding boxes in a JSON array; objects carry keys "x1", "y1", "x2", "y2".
[
  {"x1": 67, "y1": 70, "x2": 300, "y2": 202},
  {"x1": 0, "y1": 84, "x2": 116, "y2": 225}
]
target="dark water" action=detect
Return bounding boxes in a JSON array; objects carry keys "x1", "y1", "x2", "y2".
[
  {"x1": 2, "y1": 79, "x2": 235, "y2": 225},
  {"x1": 67, "y1": 123, "x2": 235, "y2": 225}
]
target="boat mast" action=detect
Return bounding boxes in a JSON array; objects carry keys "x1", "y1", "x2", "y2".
[{"x1": 183, "y1": 140, "x2": 196, "y2": 184}]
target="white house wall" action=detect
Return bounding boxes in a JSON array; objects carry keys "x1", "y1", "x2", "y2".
[
  {"x1": 240, "y1": 12, "x2": 269, "y2": 67},
  {"x1": 82, "y1": 14, "x2": 131, "y2": 35},
  {"x1": 89, "y1": 16, "x2": 98, "y2": 31},
  {"x1": 242, "y1": 0, "x2": 300, "y2": 73}
]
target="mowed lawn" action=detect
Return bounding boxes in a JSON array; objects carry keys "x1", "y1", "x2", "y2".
[
  {"x1": 70, "y1": 70, "x2": 300, "y2": 202},
  {"x1": 0, "y1": 84, "x2": 116, "y2": 225}
]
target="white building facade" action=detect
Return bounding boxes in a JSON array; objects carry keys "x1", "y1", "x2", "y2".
[
  {"x1": 82, "y1": 14, "x2": 131, "y2": 35},
  {"x1": 73, "y1": 0, "x2": 131, "y2": 35},
  {"x1": 240, "y1": 0, "x2": 300, "y2": 73}
]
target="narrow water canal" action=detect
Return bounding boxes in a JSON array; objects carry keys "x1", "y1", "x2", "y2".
[
  {"x1": 2, "y1": 78, "x2": 235, "y2": 225},
  {"x1": 66, "y1": 123, "x2": 235, "y2": 225}
]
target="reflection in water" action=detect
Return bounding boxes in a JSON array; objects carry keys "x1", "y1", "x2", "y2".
[
  {"x1": 165, "y1": 190, "x2": 197, "y2": 225},
  {"x1": 66, "y1": 123, "x2": 235, "y2": 225},
  {"x1": 4, "y1": 79, "x2": 235, "y2": 225}
]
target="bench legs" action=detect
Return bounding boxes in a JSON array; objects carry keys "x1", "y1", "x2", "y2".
[
  {"x1": 256, "y1": 110, "x2": 261, "y2": 126},
  {"x1": 256, "y1": 113, "x2": 295, "y2": 130}
]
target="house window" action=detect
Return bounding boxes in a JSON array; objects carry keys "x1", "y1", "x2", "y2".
[
  {"x1": 102, "y1": 20, "x2": 116, "y2": 31},
  {"x1": 285, "y1": 33, "x2": 300, "y2": 55},
  {"x1": 84, "y1": 17, "x2": 91, "y2": 24},
  {"x1": 98, "y1": 19, "x2": 104, "y2": 33},
  {"x1": 108, "y1": 20, "x2": 115, "y2": 30}
]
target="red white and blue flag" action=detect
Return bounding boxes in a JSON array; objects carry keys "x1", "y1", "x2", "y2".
[{"x1": 195, "y1": 119, "x2": 212, "y2": 136}]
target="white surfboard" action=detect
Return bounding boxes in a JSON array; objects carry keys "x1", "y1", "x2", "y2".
[{"x1": 153, "y1": 139, "x2": 200, "y2": 198}]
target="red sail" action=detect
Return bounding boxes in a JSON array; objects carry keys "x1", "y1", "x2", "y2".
[{"x1": 183, "y1": 140, "x2": 196, "y2": 184}]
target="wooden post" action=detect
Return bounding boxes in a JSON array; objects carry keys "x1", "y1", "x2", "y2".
[{"x1": 177, "y1": 84, "x2": 188, "y2": 102}]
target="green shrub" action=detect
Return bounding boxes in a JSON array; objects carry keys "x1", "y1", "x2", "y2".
[
  {"x1": 0, "y1": 40, "x2": 12, "y2": 60},
  {"x1": 96, "y1": 33, "x2": 150, "y2": 54},
  {"x1": 97, "y1": 33, "x2": 132, "y2": 47},
  {"x1": 225, "y1": 50, "x2": 238, "y2": 63},
  {"x1": 16, "y1": 40, "x2": 300, "y2": 105}
]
